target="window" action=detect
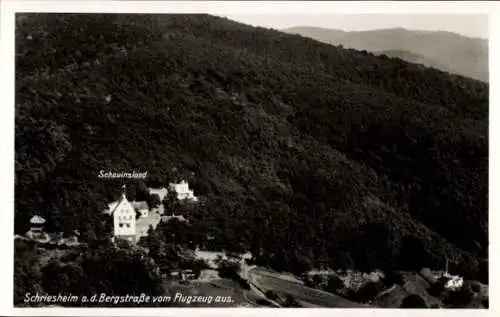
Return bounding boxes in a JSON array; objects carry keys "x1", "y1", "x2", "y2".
[
  {"x1": 126, "y1": 224, "x2": 130, "y2": 228},
  {"x1": 119, "y1": 223, "x2": 124, "y2": 228}
]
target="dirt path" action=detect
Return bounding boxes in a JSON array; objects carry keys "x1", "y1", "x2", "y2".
[{"x1": 248, "y1": 267, "x2": 367, "y2": 308}]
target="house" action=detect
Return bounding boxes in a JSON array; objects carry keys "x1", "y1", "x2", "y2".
[
  {"x1": 431, "y1": 259, "x2": 464, "y2": 291},
  {"x1": 443, "y1": 273, "x2": 464, "y2": 291},
  {"x1": 107, "y1": 190, "x2": 137, "y2": 244},
  {"x1": 105, "y1": 187, "x2": 164, "y2": 242},
  {"x1": 26, "y1": 215, "x2": 49, "y2": 241},
  {"x1": 136, "y1": 213, "x2": 162, "y2": 238},
  {"x1": 132, "y1": 201, "x2": 149, "y2": 218},
  {"x1": 148, "y1": 187, "x2": 168, "y2": 202},
  {"x1": 161, "y1": 214, "x2": 187, "y2": 223},
  {"x1": 30, "y1": 215, "x2": 46, "y2": 232},
  {"x1": 442, "y1": 259, "x2": 464, "y2": 291},
  {"x1": 168, "y1": 180, "x2": 198, "y2": 201},
  {"x1": 181, "y1": 269, "x2": 197, "y2": 280}
]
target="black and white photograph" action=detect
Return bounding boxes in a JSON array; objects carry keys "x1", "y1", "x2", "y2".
[{"x1": 1, "y1": 0, "x2": 494, "y2": 315}]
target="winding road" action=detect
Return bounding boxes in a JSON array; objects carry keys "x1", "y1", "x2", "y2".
[{"x1": 247, "y1": 266, "x2": 368, "y2": 308}]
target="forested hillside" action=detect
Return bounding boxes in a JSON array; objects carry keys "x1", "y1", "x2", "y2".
[
  {"x1": 374, "y1": 50, "x2": 450, "y2": 72},
  {"x1": 15, "y1": 14, "x2": 488, "y2": 282}
]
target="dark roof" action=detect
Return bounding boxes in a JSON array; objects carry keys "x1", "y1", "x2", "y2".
[
  {"x1": 132, "y1": 201, "x2": 149, "y2": 210},
  {"x1": 109, "y1": 194, "x2": 128, "y2": 215}
]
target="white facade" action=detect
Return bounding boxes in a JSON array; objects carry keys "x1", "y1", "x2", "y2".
[
  {"x1": 110, "y1": 193, "x2": 137, "y2": 240},
  {"x1": 168, "y1": 180, "x2": 198, "y2": 201}
]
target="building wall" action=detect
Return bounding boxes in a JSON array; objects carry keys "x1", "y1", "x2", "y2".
[
  {"x1": 170, "y1": 182, "x2": 192, "y2": 198},
  {"x1": 113, "y1": 201, "x2": 136, "y2": 236},
  {"x1": 139, "y1": 208, "x2": 149, "y2": 218},
  {"x1": 113, "y1": 234, "x2": 137, "y2": 244},
  {"x1": 177, "y1": 191, "x2": 193, "y2": 200}
]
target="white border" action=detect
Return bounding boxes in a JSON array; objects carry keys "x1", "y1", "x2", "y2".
[{"x1": 1, "y1": 1, "x2": 497, "y2": 317}]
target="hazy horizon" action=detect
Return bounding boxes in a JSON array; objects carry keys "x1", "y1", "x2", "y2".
[{"x1": 223, "y1": 14, "x2": 489, "y2": 40}]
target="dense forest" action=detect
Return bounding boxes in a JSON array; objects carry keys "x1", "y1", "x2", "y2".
[
  {"x1": 15, "y1": 13, "x2": 488, "y2": 293},
  {"x1": 14, "y1": 239, "x2": 166, "y2": 307}
]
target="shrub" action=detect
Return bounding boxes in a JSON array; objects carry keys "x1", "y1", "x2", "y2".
[
  {"x1": 324, "y1": 275, "x2": 344, "y2": 294},
  {"x1": 217, "y1": 259, "x2": 240, "y2": 279},
  {"x1": 347, "y1": 281, "x2": 381, "y2": 303},
  {"x1": 427, "y1": 277, "x2": 447, "y2": 297},
  {"x1": 383, "y1": 270, "x2": 405, "y2": 286},
  {"x1": 283, "y1": 294, "x2": 302, "y2": 307},
  {"x1": 265, "y1": 290, "x2": 278, "y2": 301},
  {"x1": 443, "y1": 285, "x2": 475, "y2": 308},
  {"x1": 400, "y1": 294, "x2": 427, "y2": 308},
  {"x1": 482, "y1": 298, "x2": 489, "y2": 308},
  {"x1": 470, "y1": 283, "x2": 481, "y2": 293}
]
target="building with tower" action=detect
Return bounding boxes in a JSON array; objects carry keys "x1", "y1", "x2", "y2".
[{"x1": 106, "y1": 185, "x2": 138, "y2": 243}]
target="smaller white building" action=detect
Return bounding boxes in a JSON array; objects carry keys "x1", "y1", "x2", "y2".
[
  {"x1": 26, "y1": 215, "x2": 49, "y2": 241},
  {"x1": 132, "y1": 201, "x2": 149, "y2": 218},
  {"x1": 168, "y1": 180, "x2": 198, "y2": 201},
  {"x1": 443, "y1": 272, "x2": 464, "y2": 291},
  {"x1": 30, "y1": 215, "x2": 46, "y2": 232},
  {"x1": 148, "y1": 187, "x2": 168, "y2": 202},
  {"x1": 161, "y1": 214, "x2": 187, "y2": 223},
  {"x1": 444, "y1": 258, "x2": 464, "y2": 291}
]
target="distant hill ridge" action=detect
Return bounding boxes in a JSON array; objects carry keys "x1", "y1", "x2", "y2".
[{"x1": 283, "y1": 26, "x2": 488, "y2": 82}]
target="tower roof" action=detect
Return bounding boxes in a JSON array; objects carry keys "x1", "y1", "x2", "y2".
[
  {"x1": 109, "y1": 192, "x2": 130, "y2": 215},
  {"x1": 30, "y1": 215, "x2": 46, "y2": 225},
  {"x1": 132, "y1": 201, "x2": 149, "y2": 210}
]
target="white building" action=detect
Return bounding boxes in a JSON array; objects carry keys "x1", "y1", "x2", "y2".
[
  {"x1": 132, "y1": 201, "x2": 149, "y2": 218},
  {"x1": 148, "y1": 187, "x2": 168, "y2": 202},
  {"x1": 443, "y1": 272, "x2": 464, "y2": 291},
  {"x1": 105, "y1": 187, "x2": 165, "y2": 243},
  {"x1": 107, "y1": 191, "x2": 137, "y2": 243},
  {"x1": 168, "y1": 180, "x2": 198, "y2": 201},
  {"x1": 26, "y1": 215, "x2": 49, "y2": 241},
  {"x1": 433, "y1": 259, "x2": 464, "y2": 291}
]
